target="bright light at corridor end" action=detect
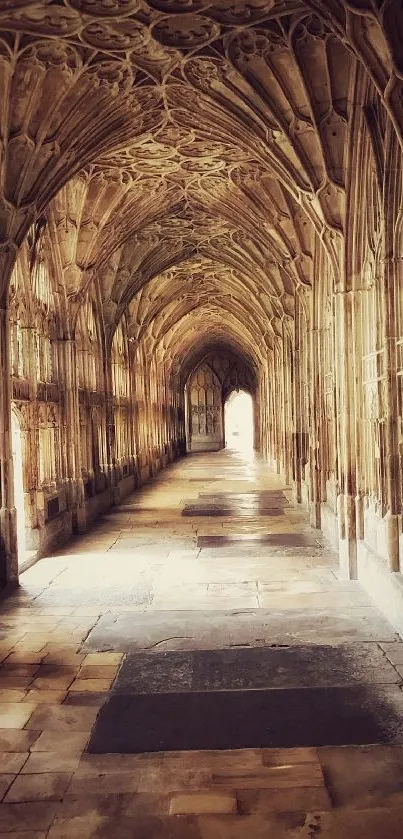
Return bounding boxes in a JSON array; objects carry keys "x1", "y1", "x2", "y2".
[{"x1": 225, "y1": 390, "x2": 254, "y2": 452}]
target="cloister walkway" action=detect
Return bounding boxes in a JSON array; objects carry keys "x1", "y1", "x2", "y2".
[{"x1": 1, "y1": 450, "x2": 403, "y2": 836}]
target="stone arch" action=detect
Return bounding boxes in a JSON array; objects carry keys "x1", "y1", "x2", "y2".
[{"x1": 224, "y1": 389, "x2": 255, "y2": 451}]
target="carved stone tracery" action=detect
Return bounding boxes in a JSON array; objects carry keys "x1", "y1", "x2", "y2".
[{"x1": 0, "y1": 1, "x2": 403, "y2": 609}]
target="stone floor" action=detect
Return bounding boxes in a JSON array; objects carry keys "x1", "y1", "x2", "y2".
[{"x1": 1, "y1": 449, "x2": 403, "y2": 836}]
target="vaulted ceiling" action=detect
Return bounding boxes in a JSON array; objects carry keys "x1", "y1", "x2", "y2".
[{"x1": 1, "y1": 0, "x2": 402, "y2": 365}]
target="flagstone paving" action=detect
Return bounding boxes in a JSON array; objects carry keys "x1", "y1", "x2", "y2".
[{"x1": 0, "y1": 450, "x2": 403, "y2": 836}]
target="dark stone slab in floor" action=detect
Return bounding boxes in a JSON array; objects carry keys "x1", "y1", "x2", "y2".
[
  {"x1": 197, "y1": 533, "x2": 323, "y2": 548},
  {"x1": 87, "y1": 684, "x2": 403, "y2": 753},
  {"x1": 183, "y1": 505, "x2": 233, "y2": 517},
  {"x1": 183, "y1": 505, "x2": 285, "y2": 517},
  {"x1": 85, "y1": 608, "x2": 396, "y2": 653},
  {"x1": 188, "y1": 477, "x2": 220, "y2": 482},
  {"x1": 199, "y1": 491, "x2": 288, "y2": 499},
  {"x1": 198, "y1": 493, "x2": 289, "y2": 512},
  {"x1": 318, "y1": 744, "x2": 403, "y2": 809},
  {"x1": 113, "y1": 645, "x2": 399, "y2": 694},
  {"x1": 199, "y1": 545, "x2": 330, "y2": 559},
  {"x1": 184, "y1": 491, "x2": 289, "y2": 518},
  {"x1": 63, "y1": 692, "x2": 108, "y2": 707}
]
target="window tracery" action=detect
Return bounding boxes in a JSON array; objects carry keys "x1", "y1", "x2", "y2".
[
  {"x1": 31, "y1": 227, "x2": 56, "y2": 386},
  {"x1": 359, "y1": 152, "x2": 385, "y2": 510},
  {"x1": 322, "y1": 277, "x2": 336, "y2": 497},
  {"x1": 38, "y1": 405, "x2": 59, "y2": 488},
  {"x1": 112, "y1": 321, "x2": 130, "y2": 399},
  {"x1": 112, "y1": 320, "x2": 131, "y2": 467},
  {"x1": 76, "y1": 298, "x2": 101, "y2": 393},
  {"x1": 91, "y1": 409, "x2": 102, "y2": 473},
  {"x1": 134, "y1": 344, "x2": 148, "y2": 463},
  {"x1": 9, "y1": 258, "x2": 28, "y2": 381},
  {"x1": 75, "y1": 297, "x2": 106, "y2": 480},
  {"x1": 10, "y1": 306, "x2": 27, "y2": 380},
  {"x1": 189, "y1": 363, "x2": 223, "y2": 448}
]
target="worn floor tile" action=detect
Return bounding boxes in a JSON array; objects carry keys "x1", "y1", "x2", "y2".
[
  {"x1": 0, "y1": 832, "x2": 47, "y2": 839},
  {"x1": 48, "y1": 815, "x2": 201, "y2": 839},
  {"x1": 55, "y1": 792, "x2": 138, "y2": 819},
  {"x1": 69, "y1": 679, "x2": 113, "y2": 693},
  {"x1": 0, "y1": 703, "x2": 36, "y2": 729},
  {"x1": 0, "y1": 665, "x2": 37, "y2": 680},
  {"x1": 30, "y1": 731, "x2": 90, "y2": 754},
  {"x1": 0, "y1": 689, "x2": 27, "y2": 702},
  {"x1": 319, "y1": 745, "x2": 403, "y2": 809},
  {"x1": 211, "y1": 763, "x2": 324, "y2": 789},
  {"x1": 169, "y1": 792, "x2": 237, "y2": 816},
  {"x1": 82, "y1": 654, "x2": 123, "y2": 666},
  {"x1": 195, "y1": 813, "x2": 306, "y2": 839},
  {"x1": 237, "y1": 787, "x2": 332, "y2": 814},
  {"x1": 262, "y1": 747, "x2": 320, "y2": 766},
  {"x1": 43, "y1": 653, "x2": 86, "y2": 667},
  {"x1": 0, "y1": 452, "x2": 403, "y2": 837},
  {"x1": 77, "y1": 666, "x2": 118, "y2": 680},
  {"x1": 23, "y1": 690, "x2": 67, "y2": 704},
  {"x1": 67, "y1": 771, "x2": 141, "y2": 795},
  {"x1": 0, "y1": 729, "x2": 40, "y2": 752},
  {"x1": 21, "y1": 753, "x2": 82, "y2": 774},
  {"x1": 381, "y1": 643, "x2": 403, "y2": 666},
  {"x1": 5, "y1": 773, "x2": 72, "y2": 803},
  {"x1": 303, "y1": 808, "x2": 403, "y2": 838},
  {"x1": 25, "y1": 706, "x2": 97, "y2": 733},
  {"x1": 0, "y1": 752, "x2": 29, "y2": 773},
  {"x1": 0, "y1": 677, "x2": 34, "y2": 690},
  {"x1": 0, "y1": 775, "x2": 15, "y2": 798},
  {"x1": 0, "y1": 801, "x2": 58, "y2": 831},
  {"x1": 74, "y1": 754, "x2": 162, "y2": 776},
  {"x1": 62, "y1": 692, "x2": 107, "y2": 708}
]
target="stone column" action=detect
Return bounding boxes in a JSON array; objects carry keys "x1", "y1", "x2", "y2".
[
  {"x1": 126, "y1": 342, "x2": 137, "y2": 480},
  {"x1": 293, "y1": 300, "x2": 302, "y2": 503},
  {"x1": 308, "y1": 313, "x2": 321, "y2": 529},
  {"x1": 334, "y1": 286, "x2": 358, "y2": 579},
  {"x1": 283, "y1": 335, "x2": 293, "y2": 485},
  {"x1": 142, "y1": 343, "x2": 154, "y2": 472},
  {"x1": 351, "y1": 287, "x2": 365, "y2": 546},
  {"x1": 381, "y1": 132, "x2": 403, "y2": 571},
  {"x1": 105, "y1": 383, "x2": 118, "y2": 504},
  {"x1": 381, "y1": 254, "x2": 402, "y2": 571},
  {"x1": 20, "y1": 324, "x2": 40, "y2": 536},
  {"x1": 58, "y1": 338, "x2": 85, "y2": 531},
  {"x1": 0, "y1": 307, "x2": 17, "y2": 585},
  {"x1": 0, "y1": 240, "x2": 22, "y2": 585},
  {"x1": 129, "y1": 346, "x2": 141, "y2": 480}
]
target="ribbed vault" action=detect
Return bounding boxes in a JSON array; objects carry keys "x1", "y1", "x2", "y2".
[
  {"x1": 179, "y1": 340, "x2": 257, "y2": 392},
  {"x1": 1, "y1": 0, "x2": 402, "y2": 315},
  {"x1": 2, "y1": 0, "x2": 403, "y2": 597}
]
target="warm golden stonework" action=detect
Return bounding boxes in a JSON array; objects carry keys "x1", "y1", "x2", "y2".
[
  {"x1": 1, "y1": 6, "x2": 403, "y2": 831},
  {"x1": 0, "y1": 0, "x2": 402, "y2": 615}
]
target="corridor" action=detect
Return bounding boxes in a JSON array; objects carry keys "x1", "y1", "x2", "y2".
[{"x1": 1, "y1": 451, "x2": 403, "y2": 837}]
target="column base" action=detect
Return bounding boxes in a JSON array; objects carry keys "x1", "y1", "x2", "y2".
[
  {"x1": 338, "y1": 537, "x2": 358, "y2": 580},
  {"x1": 309, "y1": 501, "x2": 321, "y2": 529},
  {"x1": 337, "y1": 493, "x2": 357, "y2": 579},
  {"x1": 72, "y1": 505, "x2": 87, "y2": 535},
  {"x1": 385, "y1": 511, "x2": 401, "y2": 572},
  {"x1": 0, "y1": 505, "x2": 18, "y2": 587}
]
